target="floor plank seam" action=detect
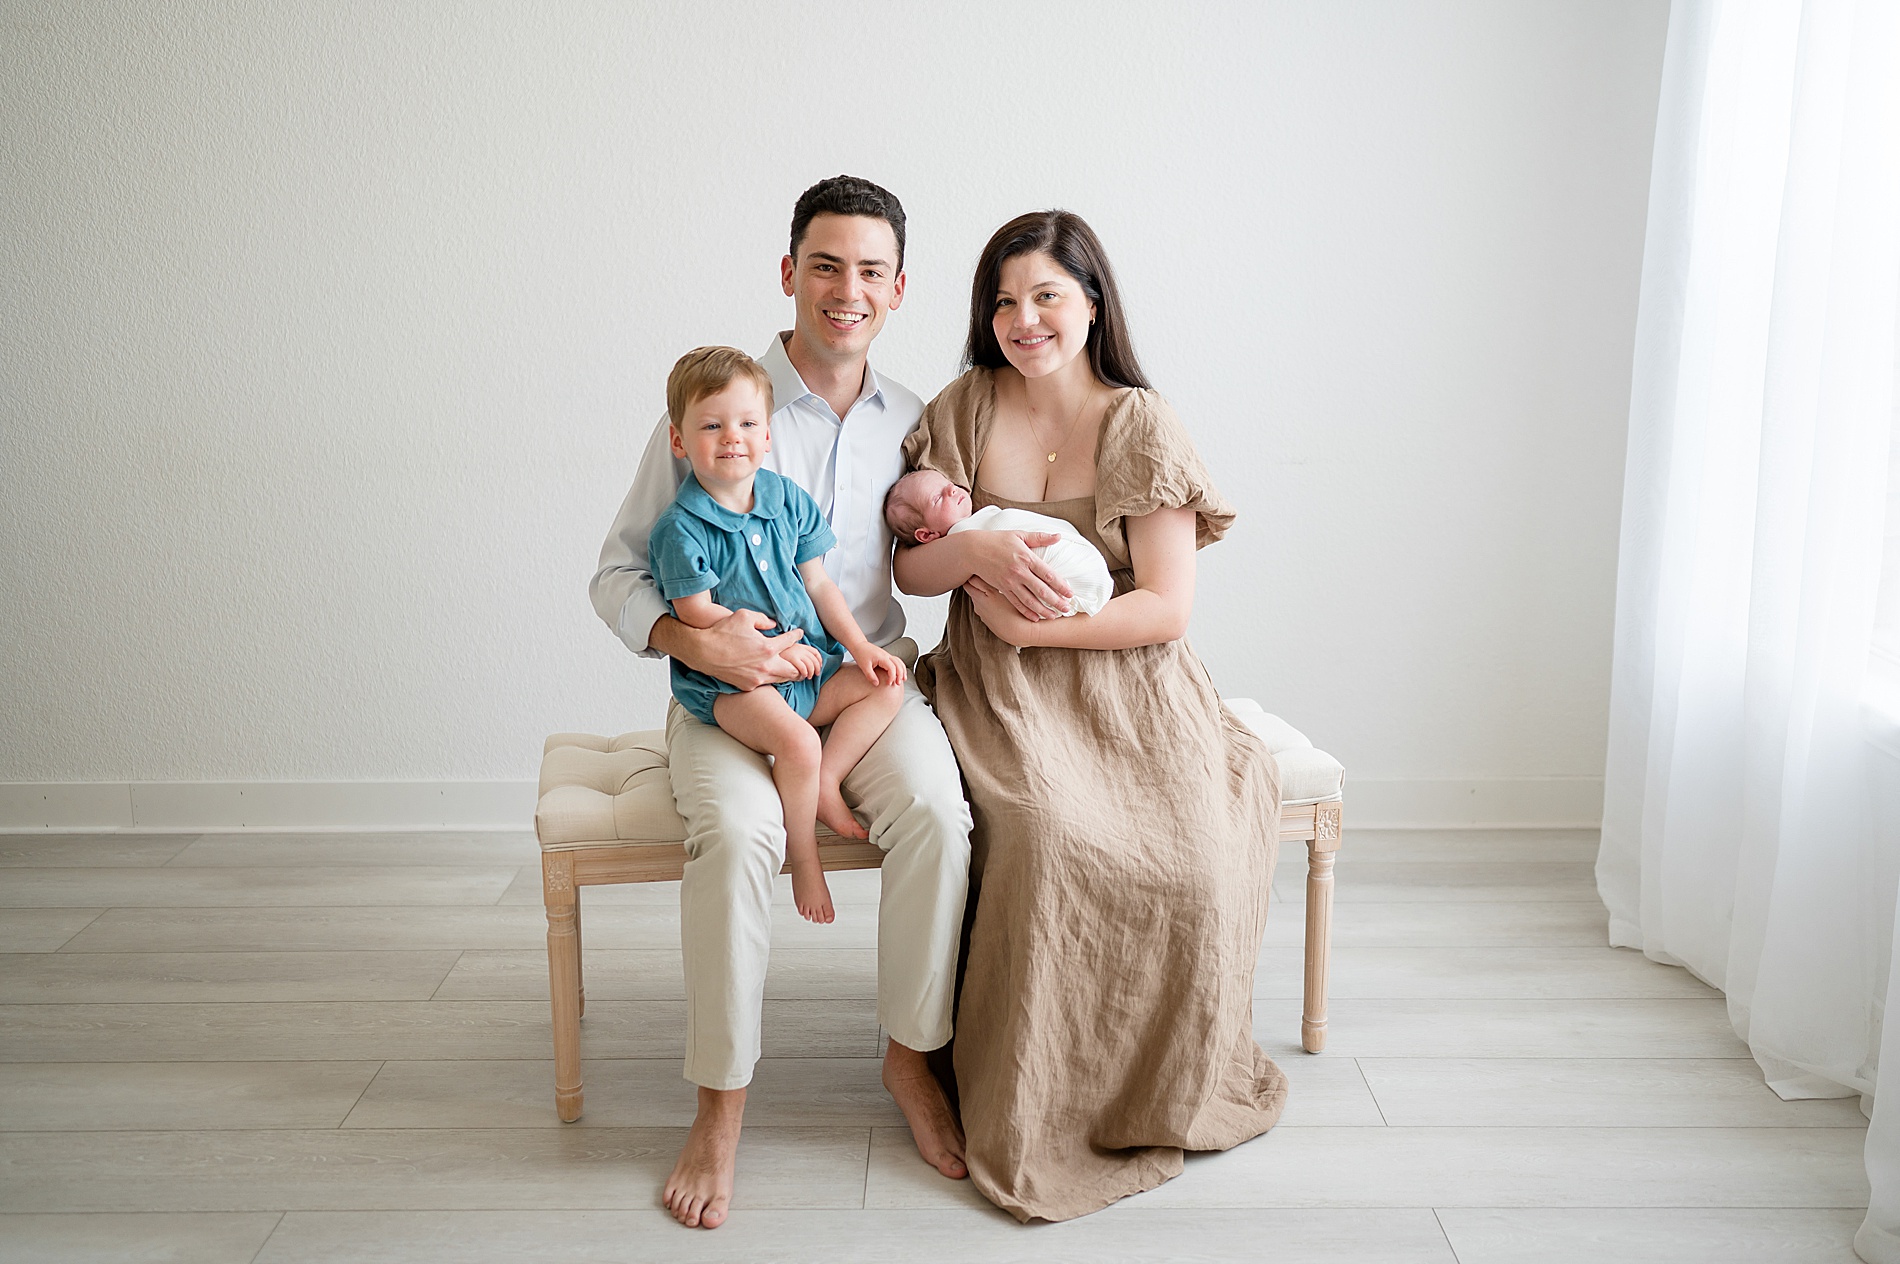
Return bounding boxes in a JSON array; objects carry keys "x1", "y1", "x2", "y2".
[
  {"x1": 46, "y1": 909, "x2": 109, "y2": 953},
  {"x1": 156, "y1": 836, "x2": 205, "y2": 866},
  {"x1": 336, "y1": 1060, "x2": 387, "y2": 1129},
  {"x1": 1431, "y1": 1207, "x2": 1464, "y2": 1263},
  {"x1": 427, "y1": 949, "x2": 467, "y2": 1001},
  {"x1": 245, "y1": 1209, "x2": 286, "y2": 1264},
  {"x1": 1353, "y1": 1058, "x2": 1391, "y2": 1127}
]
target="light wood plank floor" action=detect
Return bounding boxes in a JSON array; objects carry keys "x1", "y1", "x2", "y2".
[{"x1": 0, "y1": 828, "x2": 1870, "y2": 1263}]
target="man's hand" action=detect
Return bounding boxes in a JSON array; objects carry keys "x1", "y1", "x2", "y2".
[
  {"x1": 963, "y1": 530, "x2": 1073, "y2": 621},
  {"x1": 659, "y1": 608, "x2": 804, "y2": 690},
  {"x1": 781, "y1": 642, "x2": 826, "y2": 680}
]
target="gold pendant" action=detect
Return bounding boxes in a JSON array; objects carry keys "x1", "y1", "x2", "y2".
[{"x1": 1047, "y1": 452, "x2": 1057, "y2": 463}]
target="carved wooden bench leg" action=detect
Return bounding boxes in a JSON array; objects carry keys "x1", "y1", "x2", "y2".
[
  {"x1": 543, "y1": 850, "x2": 584, "y2": 1121},
  {"x1": 1302, "y1": 800, "x2": 1343, "y2": 1054}
]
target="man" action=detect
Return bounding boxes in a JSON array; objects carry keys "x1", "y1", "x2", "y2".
[{"x1": 591, "y1": 176, "x2": 974, "y2": 1230}]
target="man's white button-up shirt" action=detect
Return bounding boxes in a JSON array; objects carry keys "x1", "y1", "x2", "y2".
[{"x1": 591, "y1": 332, "x2": 923, "y2": 655}]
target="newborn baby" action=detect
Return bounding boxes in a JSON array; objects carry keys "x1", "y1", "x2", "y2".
[{"x1": 883, "y1": 470, "x2": 1113, "y2": 616}]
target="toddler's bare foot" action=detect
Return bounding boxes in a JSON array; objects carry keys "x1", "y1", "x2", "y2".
[
  {"x1": 789, "y1": 855, "x2": 834, "y2": 924},
  {"x1": 816, "y1": 786, "x2": 869, "y2": 840}
]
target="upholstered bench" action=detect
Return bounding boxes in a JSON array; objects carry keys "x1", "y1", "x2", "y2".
[{"x1": 535, "y1": 695, "x2": 1344, "y2": 1122}]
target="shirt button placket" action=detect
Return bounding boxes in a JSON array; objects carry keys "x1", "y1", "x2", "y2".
[{"x1": 747, "y1": 519, "x2": 768, "y2": 574}]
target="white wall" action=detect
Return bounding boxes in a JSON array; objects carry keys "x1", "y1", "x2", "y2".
[{"x1": 0, "y1": 0, "x2": 1669, "y2": 825}]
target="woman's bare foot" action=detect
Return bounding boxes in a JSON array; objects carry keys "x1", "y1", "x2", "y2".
[
  {"x1": 882, "y1": 1039, "x2": 968, "y2": 1179},
  {"x1": 788, "y1": 854, "x2": 834, "y2": 924},
  {"x1": 663, "y1": 1086, "x2": 744, "y2": 1229},
  {"x1": 816, "y1": 784, "x2": 869, "y2": 840}
]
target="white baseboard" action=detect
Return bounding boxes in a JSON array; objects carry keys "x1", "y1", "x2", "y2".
[
  {"x1": 1344, "y1": 778, "x2": 1603, "y2": 829},
  {"x1": 0, "y1": 776, "x2": 1599, "y2": 833},
  {"x1": 0, "y1": 781, "x2": 539, "y2": 833}
]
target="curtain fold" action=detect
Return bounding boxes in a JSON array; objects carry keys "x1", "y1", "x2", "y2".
[{"x1": 1596, "y1": 1, "x2": 1900, "y2": 1257}]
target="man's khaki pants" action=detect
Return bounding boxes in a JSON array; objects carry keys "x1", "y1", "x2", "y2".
[{"x1": 665, "y1": 681, "x2": 972, "y2": 1090}]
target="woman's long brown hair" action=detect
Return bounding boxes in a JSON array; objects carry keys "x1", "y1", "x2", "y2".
[{"x1": 963, "y1": 210, "x2": 1153, "y2": 391}]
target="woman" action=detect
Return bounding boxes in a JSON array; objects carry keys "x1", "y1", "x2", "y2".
[{"x1": 895, "y1": 210, "x2": 1285, "y2": 1222}]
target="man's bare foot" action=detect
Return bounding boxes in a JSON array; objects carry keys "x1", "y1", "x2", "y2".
[
  {"x1": 883, "y1": 1038, "x2": 967, "y2": 1179},
  {"x1": 816, "y1": 785, "x2": 869, "y2": 840},
  {"x1": 788, "y1": 855, "x2": 834, "y2": 924},
  {"x1": 663, "y1": 1086, "x2": 744, "y2": 1229}
]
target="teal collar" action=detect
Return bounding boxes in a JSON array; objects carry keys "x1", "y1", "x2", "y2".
[{"x1": 674, "y1": 469, "x2": 785, "y2": 530}]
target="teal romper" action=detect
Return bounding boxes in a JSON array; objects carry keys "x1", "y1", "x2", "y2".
[{"x1": 649, "y1": 469, "x2": 842, "y2": 726}]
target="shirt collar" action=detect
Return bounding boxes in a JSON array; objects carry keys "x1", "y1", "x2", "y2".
[
  {"x1": 857, "y1": 364, "x2": 888, "y2": 412},
  {"x1": 759, "y1": 331, "x2": 886, "y2": 421},
  {"x1": 674, "y1": 469, "x2": 785, "y2": 529}
]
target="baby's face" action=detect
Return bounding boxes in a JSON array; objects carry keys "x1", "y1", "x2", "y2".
[{"x1": 907, "y1": 471, "x2": 973, "y2": 541}]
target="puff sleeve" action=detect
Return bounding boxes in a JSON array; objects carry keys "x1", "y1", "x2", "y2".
[{"x1": 1092, "y1": 390, "x2": 1236, "y2": 562}]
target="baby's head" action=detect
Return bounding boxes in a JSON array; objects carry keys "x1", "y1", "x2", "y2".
[
  {"x1": 883, "y1": 470, "x2": 972, "y2": 544},
  {"x1": 665, "y1": 346, "x2": 775, "y2": 478}
]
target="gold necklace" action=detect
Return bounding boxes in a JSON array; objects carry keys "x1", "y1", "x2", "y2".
[{"x1": 1027, "y1": 384, "x2": 1094, "y2": 464}]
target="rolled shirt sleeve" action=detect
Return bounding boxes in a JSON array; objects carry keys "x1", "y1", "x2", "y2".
[{"x1": 649, "y1": 512, "x2": 721, "y2": 603}]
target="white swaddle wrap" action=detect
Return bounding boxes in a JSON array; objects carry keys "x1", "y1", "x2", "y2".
[{"x1": 946, "y1": 505, "x2": 1114, "y2": 617}]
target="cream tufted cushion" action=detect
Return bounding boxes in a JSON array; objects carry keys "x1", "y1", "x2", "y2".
[
  {"x1": 1222, "y1": 698, "x2": 1347, "y2": 807},
  {"x1": 535, "y1": 732, "x2": 684, "y2": 849},
  {"x1": 536, "y1": 699, "x2": 1341, "y2": 849}
]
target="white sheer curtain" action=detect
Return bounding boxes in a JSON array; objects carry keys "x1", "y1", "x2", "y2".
[{"x1": 1595, "y1": 0, "x2": 1900, "y2": 1257}]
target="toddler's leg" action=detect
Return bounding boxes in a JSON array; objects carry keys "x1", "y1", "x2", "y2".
[
  {"x1": 808, "y1": 673, "x2": 908, "y2": 843},
  {"x1": 712, "y1": 690, "x2": 833, "y2": 925}
]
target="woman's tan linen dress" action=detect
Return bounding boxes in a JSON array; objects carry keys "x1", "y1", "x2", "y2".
[{"x1": 903, "y1": 369, "x2": 1286, "y2": 1223}]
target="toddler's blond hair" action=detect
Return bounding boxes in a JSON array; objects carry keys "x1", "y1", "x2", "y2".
[{"x1": 666, "y1": 346, "x2": 774, "y2": 430}]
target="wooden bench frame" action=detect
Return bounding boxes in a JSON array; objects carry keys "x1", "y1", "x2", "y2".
[{"x1": 542, "y1": 799, "x2": 1342, "y2": 1122}]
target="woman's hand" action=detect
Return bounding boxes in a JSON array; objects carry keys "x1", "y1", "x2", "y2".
[
  {"x1": 967, "y1": 531, "x2": 1073, "y2": 620},
  {"x1": 965, "y1": 578, "x2": 1050, "y2": 647},
  {"x1": 896, "y1": 527, "x2": 1072, "y2": 619},
  {"x1": 963, "y1": 507, "x2": 1197, "y2": 652}
]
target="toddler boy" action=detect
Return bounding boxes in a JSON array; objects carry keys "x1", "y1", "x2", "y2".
[{"x1": 649, "y1": 347, "x2": 907, "y2": 923}]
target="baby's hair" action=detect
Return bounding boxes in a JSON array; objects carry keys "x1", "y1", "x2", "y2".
[
  {"x1": 666, "y1": 346, "x2": 774, "y2": 430},
  {"x1": 883, "y1": 470, "x2": 938, "y2": 542}
]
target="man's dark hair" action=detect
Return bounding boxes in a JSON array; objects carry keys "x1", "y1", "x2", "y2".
[{"x1": 789, "y1": 175, "x2": 907, "y2": 271}]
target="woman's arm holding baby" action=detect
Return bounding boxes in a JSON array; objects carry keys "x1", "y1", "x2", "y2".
[
  {"x1": 894, "y1": 529, "x2": 1075, "y2": 621},
  {"x1": 965, "y1": 507, "x2": 1195, "y2": 650}
]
